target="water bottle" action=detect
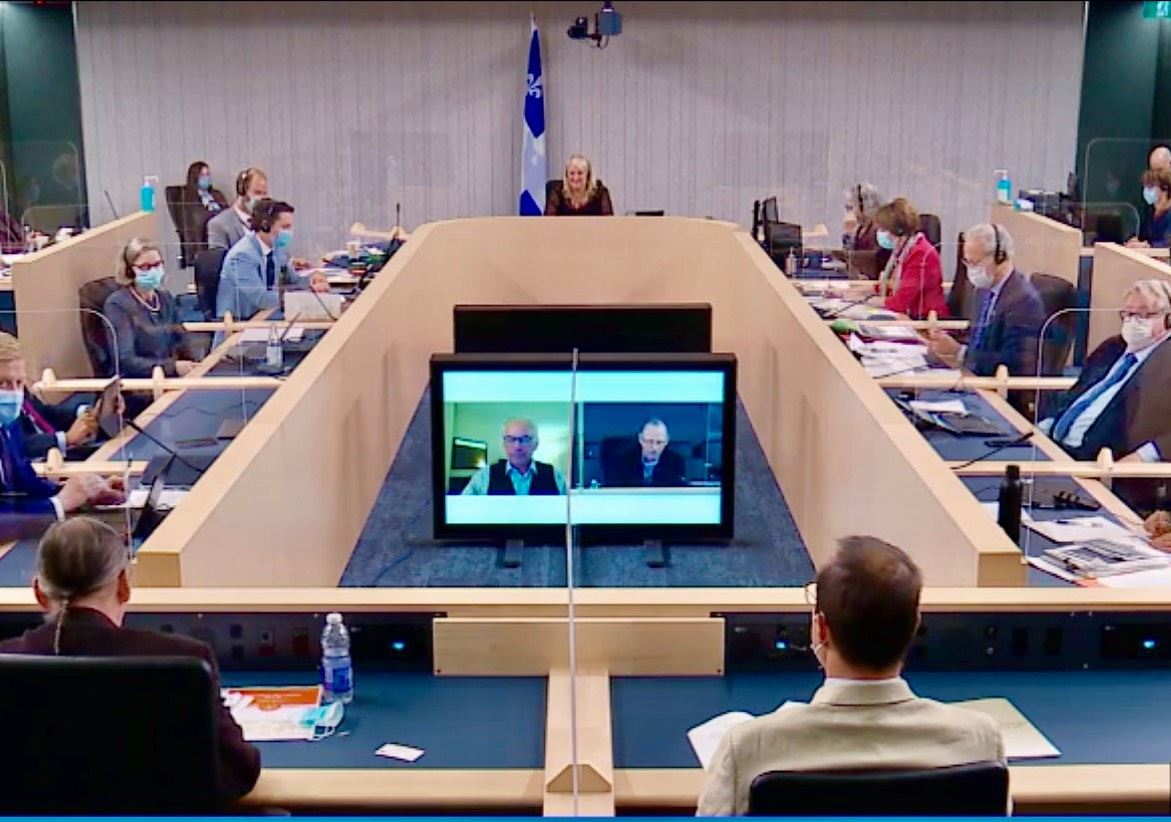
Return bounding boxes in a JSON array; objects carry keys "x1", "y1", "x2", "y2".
[
  {"x1": 139, "y1": 176, "x2": 158, "y2": 212},
  {"x1": 785, "y1": 248, "x2": 797, "y2": 277},
  {"x1": 995, "y1": 170, "x2": 1012, "y2": 205},
  {"x1": 266, "y1": 324, "x2": 283, "y2": 370},
  {"x1": 321, "y1": 612, "x2": 354, "y2": 704},
  {"x1": 997, "y1": 464, "x2": 1023, "y2": 546}
]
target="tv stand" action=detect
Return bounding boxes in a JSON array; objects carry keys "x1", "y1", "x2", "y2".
[
  {"x1": 502, "y1": 538, "x2": 524, "y2": 569},
  {"x1": 644, "y1": 539, "x2": 668, "y2": 569}
]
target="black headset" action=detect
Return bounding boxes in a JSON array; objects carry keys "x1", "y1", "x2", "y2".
[
  {"x1": 991, "y1": 223, "x2": 1007, "y2": 265},
  {"x1": 249, "y1": 199, "x2": 277, "y2": 233},
  {"x1": 236, "y1": 167, "x2": 261, "y2": 198}
]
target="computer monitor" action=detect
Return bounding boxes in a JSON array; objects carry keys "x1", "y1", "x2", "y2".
[
  {"x1": 430, "y1": 352, "x2": 737, "y2": 543},
  {"x1": 452, "y1": 304, "x2": 712, "y2": 355}
]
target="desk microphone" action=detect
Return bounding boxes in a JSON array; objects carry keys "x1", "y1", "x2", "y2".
[
  {"x1": 124, "y1": 419, "x2": 209, "y2": 478},
  {"x1": 950, "y1": 430, "x2": 1035, "y2": 472}
]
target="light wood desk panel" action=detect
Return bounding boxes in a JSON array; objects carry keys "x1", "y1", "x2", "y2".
[{"x1": 1088, "y1": 242, "x2": 1171, "y2": 353}]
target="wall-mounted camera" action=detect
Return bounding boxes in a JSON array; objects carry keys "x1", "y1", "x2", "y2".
[{"x1": 567, "y1": 2, "x2": 622, "y2": 48}]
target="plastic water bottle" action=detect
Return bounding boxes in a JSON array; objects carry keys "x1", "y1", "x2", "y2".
[
  {"x1": 995, "y1": 170, "x2": 1012, "y2": 205},
  {"x1": 265, "y1": 324, "x2": 283, "y2": 370},
  {"x1": 785, "y1": 248, "x2": 797, "y2": 276},
  {"x1": 139, "y1": 176, "x2": 158, "y2": 212},
  {"x1": 321, "y1": 613, "x2": 354, "y2": 704}
]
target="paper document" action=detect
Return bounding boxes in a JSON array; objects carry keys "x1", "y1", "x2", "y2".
[
  {"x1": 910, "y1": 399, "x2": 968, "y2": 415},
  {"x1": 856, "y1": 323, "x2": 920, "y2": 340},
  {"x1": 952, "y1": 698, "x2": 1060, "y2": 759},
  {"x1": 687, "y1": 702, "x2": 805, "y2": 769},
  {"x1": 1024, "y1": 515, "x2": 1137, "y2": 545},
  {"x1": 222, "y1": 685, "x2": 322, "y2": 741},
  {"x1": 113, "y1": 487, "x2": 187, "y2": 510},
  {"x1": 284, "y1": 290, "x2": 344, "y2": 320},
  {"x1": 239, "y1": 327, "x2": 304, "y2": 344},
  {"x1": 375, "y1": 742, "x2": 425, "y2": 762},
  {"x1": 1042, "y1": 538, "x2": 1170, "y2": 578},
  {"x1": 862, "y1": 354, "x2": 928, "y2": 378}
]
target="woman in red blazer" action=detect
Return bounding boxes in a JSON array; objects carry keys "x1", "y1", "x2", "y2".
[{"x1": 871, "y1": 197, "x2": 948, "y2": 320}]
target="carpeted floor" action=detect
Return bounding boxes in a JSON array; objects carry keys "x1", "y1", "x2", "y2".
[{"x1": 340, "y1": 390, "x2": 814, "y2": 588}]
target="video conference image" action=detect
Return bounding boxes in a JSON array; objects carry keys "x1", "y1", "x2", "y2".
[{"x1": 439, "y1": 370, "x2": 726, "y2": 526}]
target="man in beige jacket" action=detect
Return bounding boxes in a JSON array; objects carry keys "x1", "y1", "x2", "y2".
[{"x1": 697, "y1": 536, "x2": 1006, "y2": 816}]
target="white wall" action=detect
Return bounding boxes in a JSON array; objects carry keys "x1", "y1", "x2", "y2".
[{"x1": 75, "y1": 1, "x2": 1085, "y2": 265}]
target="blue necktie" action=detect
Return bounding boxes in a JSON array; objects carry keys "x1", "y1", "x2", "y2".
[
  {"x1": 1051, "y1": 352, "x2": 1138, "y2": 443},
  {"x1": 265, "y1": 253, "x2": 276, "y2": 290},
  {"x1": 970, "y1": 290, "x2": 994, "y2": 350},
  {"x1": 0, "y1": 427, "x2": 15, "y2": 491}
]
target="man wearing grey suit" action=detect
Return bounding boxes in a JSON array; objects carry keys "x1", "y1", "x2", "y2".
[
  {"x1": 207, "y1": 167, "x2": 269, "y2": 252},
  {"x1": 697, "y1": 536, "x2": 1005, "y2": 816}
]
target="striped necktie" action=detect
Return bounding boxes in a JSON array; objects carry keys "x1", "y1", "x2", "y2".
[{"x1": 1051, "y1": 352, "x2": 1138, "y2": 443}]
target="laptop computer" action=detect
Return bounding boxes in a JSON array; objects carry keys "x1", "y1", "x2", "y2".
[{"x1": 130, "y1": 473, "x2": 168, "y2": 546}]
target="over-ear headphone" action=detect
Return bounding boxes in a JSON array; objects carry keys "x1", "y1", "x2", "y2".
[
  {"x1": 236, "y1": 167, "x2": 261, "y2": 198},
  {"x1": 249, "y1": 199, "x2": 275, "y2": 233},
  {"x1": 992, "y1": 223, "x2": 1007, "y2": 265}
]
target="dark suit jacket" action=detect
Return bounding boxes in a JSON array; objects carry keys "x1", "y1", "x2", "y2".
[
  {"x1": 0, "y1": 422, "x2": 63, "y2": 541},
  {"x1": 0, "y1": 606, "x2": 261, "y2": 806},
  {"x1": 1048, "y1": 335, "x2": 1171, "y2": 514},
  {"x1": 606, "y1": 446, "x2": 688, "y2": 487},
  {"x1": 963, "y1": 270, "x2": 1047, "y2": 378},
  {"x1": 18, "y1": 393, "x2": 91, "y2": 461}
]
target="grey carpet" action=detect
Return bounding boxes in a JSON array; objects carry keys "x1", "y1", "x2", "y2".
[{"x1": 339, "y1": 390, "x2": 814, "y2": 588}]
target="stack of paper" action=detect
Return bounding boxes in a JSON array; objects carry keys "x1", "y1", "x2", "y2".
[
  {"x1": 222, "y1": 685, "x2": 322, "y2": 741},
  {"x1": 687, "y1": 703, "x2": 804, "y2": 769}
]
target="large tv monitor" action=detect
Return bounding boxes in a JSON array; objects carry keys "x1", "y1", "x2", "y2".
[
  {"x1": 430, "y1": 352, "x2": 736, "y2": 543},
  {"x1": 452, "y1": 304, "x2": 712, "y2": 354}
]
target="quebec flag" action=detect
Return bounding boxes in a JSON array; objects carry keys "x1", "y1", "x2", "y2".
[{"x1": 519, "y1": 15, "x2": 547, "y2": 216}]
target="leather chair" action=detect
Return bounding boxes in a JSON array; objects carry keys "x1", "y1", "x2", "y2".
[
  {"x1": 0, "y1": 655, "x2": 220, "y2": 815},
  {"x1": 77, "y1": 275, "x2": 121, "y2": 377},
  {"x1": 764, "y1": 219, "x2": 803, "y2": 270},
  {"x1": 194, "y1": 246, "x2": 228, "y2": 320},
  {"x1": 947, "y1": 231, "x2": 975, "y2": 322},
  {"x1": 748, "y1": 761, "x2": 1009, "y2": 816},
  {"x1": 920, "y1": 212, "x2": 943, "y2": 253}
]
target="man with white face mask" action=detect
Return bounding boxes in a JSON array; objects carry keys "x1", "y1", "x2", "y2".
[
  {"x1": 926, "y1": 223, "x2": 1045, "y2": 382},
  {"x1": 697, "y1": 537, "x2": 1005, "y2": 817},
  {"x1": 1039, "y1": 279, "x2": 1171, "y2": 481}
]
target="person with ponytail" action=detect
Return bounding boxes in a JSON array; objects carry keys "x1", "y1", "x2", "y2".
[{"x1": 0, "y1": 518, "x2": 261, "y2": 806}]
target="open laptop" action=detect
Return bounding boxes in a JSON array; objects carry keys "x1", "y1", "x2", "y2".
[{"x1": 130, "y1": 473, "x2": 168, "y2": 548}]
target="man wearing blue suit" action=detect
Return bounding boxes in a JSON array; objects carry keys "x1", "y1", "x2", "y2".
[
  {"x1": 215, "y1": 199, "x2": 329, "y2": 325},
  {"x1": 926, "y1": 223, "x2": 1046, "y2": 379},
  {"x1": 0, "y1": 334, "x2": 126, "y2": 540}
]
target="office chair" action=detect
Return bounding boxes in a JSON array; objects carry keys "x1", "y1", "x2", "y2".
[
  {"x1": 761, "y1": 195, "x2": 779, "y2": 225},
  {"x1": 77, "y1": 275, "x2": 120, "y2": 377},
  {"x1": 946, "y1": 231, "x2": 976, "y2": 322},
  {"x1": 919, "y1": 212, "x2": 943, "y2": 253},
  {"x1": 194, "y1": 246, "x2": 229, "y2": 321},
  {"x1": 748, "y1": 761, "x2": 1009, "y2": 816},
  {"x1": 164, "y1": 185, "x2": 193, "y2": 268},
  {"x1": 763, "y1": 219, "x2": 803, "y2": 270},
  {"x1": 0, "y1": 654, "x2": 221, "y2": 815}
]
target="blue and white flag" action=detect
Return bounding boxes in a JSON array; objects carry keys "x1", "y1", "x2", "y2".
[{"x1": 519, "y1": 15, "x2": 547, "y2": 216}]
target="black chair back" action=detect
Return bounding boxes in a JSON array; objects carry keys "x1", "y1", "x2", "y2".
[
  {"x1": 947, "y1": 231, "x2": 976, "y2": 322},
  {"x1": 163, "y1": 184, "x2": 192, "y2": 267},
  {"x1": 761, "y1": 196, "x2": 779, "y2": 224},
  {"x1": 764, "y1": 219, "x2": 803, "y2": 269},
  {"x1": 77, "y1": 276, "x2": 121, "y2": 377},
  {"x1": 194, "y1": 247, "x2": 228, "y2": 320},
  {"x1": 1031, "y1": 272, "x2": 1080, "y2": 376},
  {"x1": 749, "y1": 761, "x2": 1009, "y2": 817},
  {"x1": 0, "y1": 654, "x2": 220, "y2": 815},
  {"x1": 920, "y1": 212, "x2": 943, "y2": 253}
]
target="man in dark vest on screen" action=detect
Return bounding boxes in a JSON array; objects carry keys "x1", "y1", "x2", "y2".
[{"x1": 461, "y1": 418, "x2": 566, "y2": 496}]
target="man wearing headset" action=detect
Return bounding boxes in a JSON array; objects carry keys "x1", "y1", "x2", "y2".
[
  {"x1": 1039, "y1": 279, "x2": 1171, "y2": 515},
  {"x1": 215, "y1": 199, "x2": 329, "y2": 327},
  {"x1": 926, "y1": 223, "x2": 1045, "y2": 379},
  {"x1": 207, "y1": 167, "x2": 269, "y2": 253}
]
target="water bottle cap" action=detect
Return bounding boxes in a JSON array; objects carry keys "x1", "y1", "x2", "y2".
[{"x1": 326, "y1": 612, "x2": 342, "y2": 624}]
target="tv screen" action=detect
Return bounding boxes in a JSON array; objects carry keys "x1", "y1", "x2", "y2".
[
  {"x1": 430, "y1": 353, "x2": 736, "y2": 542},
  {"x1": 452, "y1": 304, "x2": 712, "y2": 354}
]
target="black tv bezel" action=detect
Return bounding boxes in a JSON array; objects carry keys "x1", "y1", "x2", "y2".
[
  {"x1": 429, "y1": 352, "x2": 737, "y2": 544},
  {"x1": 451, "y1": 303, "x2": 713, "y2": 355}
]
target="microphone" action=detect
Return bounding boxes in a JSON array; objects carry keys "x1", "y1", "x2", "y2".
[
  {"x1": 104, "y1": 190, "x2": 119, "y2": 220},
  {"x1": 395, "y1": 202, "x2": 401, "y2": 231},
  {"x1": 950, "y1": 430, "x2": 1035, "y2": 472},
  {"x1": 124, "y1": 418, "x2": 209, "y2": 479}
]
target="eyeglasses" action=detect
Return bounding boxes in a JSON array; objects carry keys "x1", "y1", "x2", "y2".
[
  {"x1": 803, "y1": 581, "x2": 817, "y2": 608},
  {"x1": 1119, "y1": 310, "x2": 1166, "y2": 321},
  {"x1": 503, "y1": 435, "x2": 534, "y2": 446}
]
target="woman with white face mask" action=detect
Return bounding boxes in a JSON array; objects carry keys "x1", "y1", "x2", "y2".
[
  {"x1": 1126, "y1": 169, "x2": 1171, "y2": 249},
  {"x1": 101, "y1": 238, "x2": 202, "y2": 381},
  {"x1": 865, "y1": 197, "x2": 948, "y2": 320}
]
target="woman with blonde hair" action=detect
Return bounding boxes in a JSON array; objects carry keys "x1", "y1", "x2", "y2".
[
  {"x1": 102, "y1": 237, "x2": 201, "y2": 378},
  {"x1": 545, "y1": 154, "x2": 614, "y2": 216}
]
